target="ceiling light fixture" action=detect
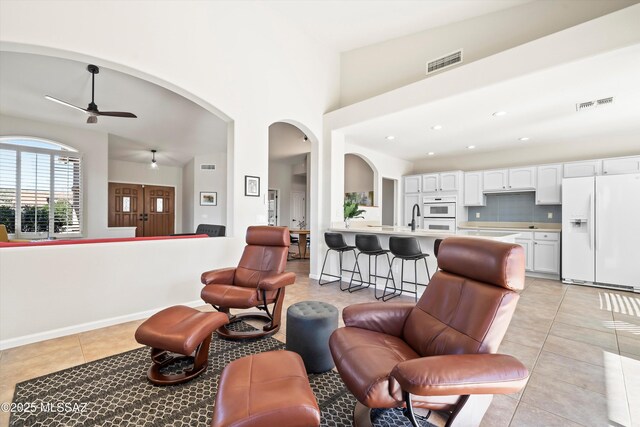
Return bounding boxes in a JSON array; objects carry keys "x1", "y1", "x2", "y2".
[
  {"x1": 492, "y1": 111, "x2": 507, "y2": 117},
  {"x1": 519, "y1": 137, "x2": 530, "y2": 141},
  {"x1": 149, "y1": 149, "x2": 159, "y2": 170},
  {"x1": 427, "y1": 152, "x2": 435, "y2": 156},
  {"x1": 467, "y1": 145, "x2": 476, "y2": 150},
  {"x1": 431, "y1": 125, "x2": 442, "y2": 130},
  {"x1": 385, "y1": 135, "x2": 395, "y2": 140}
]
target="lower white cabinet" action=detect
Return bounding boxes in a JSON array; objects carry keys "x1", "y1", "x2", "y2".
[
  {"x1": 515, "y1": 238, "x2": 534, "y2": 271},
  {"x1": 533, "y1": 240, "x2": 560, "y2": 274}
]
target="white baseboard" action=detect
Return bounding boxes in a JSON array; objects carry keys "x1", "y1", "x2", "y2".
[
  {"x1": 308, "y1": 273, "x2": 320, "y2": 280},
  {"x1": 0, "y1": 299, "x2": 204, "y2": 350}
]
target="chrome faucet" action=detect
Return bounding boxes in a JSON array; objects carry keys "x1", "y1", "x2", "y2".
[{"x1": 409, "y1": 203, "x2": 421, "y2": 232}]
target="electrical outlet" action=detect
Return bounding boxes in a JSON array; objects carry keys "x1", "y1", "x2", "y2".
[
  {"x1": 547, "y1": 212, "x2": 553, "y2": 219},
  {"x1": 475, "y1": 212, "x2": 480, "y2": 218}
]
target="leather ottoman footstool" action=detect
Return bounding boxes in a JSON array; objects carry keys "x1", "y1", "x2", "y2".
[
  {"x1": 135, "y1": 305, "x2": 229, "y2": 385},
  {"x1": 212, "y1": 350, "x2": 320, "y2": 427}
]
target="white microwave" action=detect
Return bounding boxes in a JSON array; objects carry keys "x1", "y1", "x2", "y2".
[{"x1": 423, "y1": 196, "x2": 457, "y2": 218}]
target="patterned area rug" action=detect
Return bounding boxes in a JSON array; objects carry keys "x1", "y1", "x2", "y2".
[{"x1": 10, "y1": 322, "x2": 433, "y2": 426}]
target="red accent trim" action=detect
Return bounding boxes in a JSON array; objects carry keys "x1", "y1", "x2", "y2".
[{"x1": 0, "y1": 234, "x2": 209, "y2": 248}]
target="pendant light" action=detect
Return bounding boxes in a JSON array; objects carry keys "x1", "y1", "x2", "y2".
[{"x1": 149, "y1": 149, "x2": 159, "y2": 170}]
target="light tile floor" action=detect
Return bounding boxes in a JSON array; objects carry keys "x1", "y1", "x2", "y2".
[{"x1": 1, "y1": 254, "x2": 638, "y2": 427}]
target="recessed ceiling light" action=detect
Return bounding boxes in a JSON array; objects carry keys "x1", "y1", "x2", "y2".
[
  {"x1": 519, "y1": 137, "x2": 530, "y2": 141},
  {"x1": 431, "y1": 125, "x2": 442, "y2": 130},
  {"x1": 492, "y1": 111, "x2": 507, "y2": 117},
  {"x1": 427, "y1": 152, "x2": 435, "y2": 156},
  {"x1": 467, "y1": 145, "x2": 476, "y2": 149},
  {"x1": 385, "y1": 135, "x2": 395, "y2": 140}
]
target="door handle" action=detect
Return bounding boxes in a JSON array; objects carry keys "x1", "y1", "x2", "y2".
[
  {"x1": 143, "y1": 213, "x2": 149, "y2": 221},
  {"x1": 139, "y1": 214, "x2": 144, "y2": 221}
]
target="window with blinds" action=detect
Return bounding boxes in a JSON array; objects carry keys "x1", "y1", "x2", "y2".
[{"x1": 0, "y1": 138, "x2": 82, "y2": 238}]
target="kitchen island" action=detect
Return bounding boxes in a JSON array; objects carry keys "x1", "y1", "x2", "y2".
[{"x1": 324, "y1": 225, "x2": 521, "y2": 299}]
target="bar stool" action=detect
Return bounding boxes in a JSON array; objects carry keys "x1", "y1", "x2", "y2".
[
  {"x1": 318, "y1": 232, "x2": 359, "y2": 291},
  {"x1": 347, "y1": 234, "x2": 392, "y2": 298},
  {"x1": 382, "y1": 236, "x2": 431, "y2": 302}
]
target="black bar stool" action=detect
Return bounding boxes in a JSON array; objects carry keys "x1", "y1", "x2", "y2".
[
  {"x1": 347, "y1": 234, "x2": 392, "y2": 297},
  {"x1": 382, "y1": 236, "x2": 431, "y2": 302},
  {"x1": 319, "y1": 232, "x2": 358, "y2": 291}
]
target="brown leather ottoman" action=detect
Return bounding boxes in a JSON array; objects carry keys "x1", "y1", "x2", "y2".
[
  {"x1": 212, "y1": 350, "x2": 320, "y2": 427},
  {"x1": 135, "y1": 305, "x2": 229, "y2": 385}
]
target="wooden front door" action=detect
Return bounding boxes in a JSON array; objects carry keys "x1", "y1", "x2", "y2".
[
  {"x1": 144, "y1": 185, "x2": 174, "y2": 236},
  {"x1": 108, "y1": 183, "x2": 175, "y2": 237}
]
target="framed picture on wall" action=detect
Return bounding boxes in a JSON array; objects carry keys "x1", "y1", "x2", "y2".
[
  {"x1": 200, "y1": 192, "x2": 217, "y2": 206},
  {"x1": 245, "y1": 175, "x2": 260, "y2": 197}
]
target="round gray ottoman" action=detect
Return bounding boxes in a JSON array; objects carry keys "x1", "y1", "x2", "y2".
[{"x1": 286, "y1": 301, "x2": 339, "y2": 373}]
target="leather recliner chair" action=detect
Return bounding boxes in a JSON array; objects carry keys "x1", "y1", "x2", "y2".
[
  {"x1": 201, "y1": 226, "x2": 296, "y2": 340},
  {"x1": 329, "y1": 237, "x2": 530, "y2": 427}
]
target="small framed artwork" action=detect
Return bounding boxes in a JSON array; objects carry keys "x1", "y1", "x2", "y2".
[
  {"x1": 245, "y1": 175, "x2": 260, "y2": 197},
  {"x1": 200, "y1": 192, "x2": 218, "y2": 206}
]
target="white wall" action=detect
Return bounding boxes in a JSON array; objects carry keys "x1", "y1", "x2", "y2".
[
  {"x1": 182, "y1": 159, "x2": 195, "y2": 232},
  {"x1": 108, "y1": 159, "x2": 184, "y2": 233},
  {"x1": 339, "y1": 0, "x2": 638, "y2": 106},
  {"x1": 0, "y1": 113, "x2": 118, "y2": 238},
  {"x1": 344, "y1": 153, "x2": 374, "y2": 196},
  {"x1": 0, "y1": 237, "x2": 245, "y2": 349},
  {"x1": 190, "y1": 153, "x2": 227, "y2": 230}
]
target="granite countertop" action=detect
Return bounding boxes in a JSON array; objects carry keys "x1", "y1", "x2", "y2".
[
  {"x1": 458, "y1": 221, "x2": 562, "y2": 232},
  {"x1": 329, "y1": 226, "x2": 521, "y2": 240}
]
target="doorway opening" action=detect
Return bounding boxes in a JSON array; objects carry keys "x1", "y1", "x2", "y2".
[
  {"x1": 382, "y1": 178, "x2": 397, "y2": 226},
  {"x1": 268, "y1": 189, "x2": 279, "y2": 226},
  {"x1": 108, "y1": 182, "x2": 175, "y2": 237},
  {"x1": 268, "y1": 122, "x2": 311, "y2": 262}
]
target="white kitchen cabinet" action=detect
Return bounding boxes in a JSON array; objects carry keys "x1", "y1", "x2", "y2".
[
  {"x1": 404, "y1": 175, "x2": 421, "y2": 193},
  {"x1": 439, "y1": 172, "x2": 459, "y2": 192},
  {"x1": 602, "y1": 156, "x2": 640, "y2": 175},
  {"x1": 536, "y1": 164, "x2": 562, "y2": 205},
  {"x1": 404, "y1": 194, "x2": 421, "y2": 227},
  {"x1": 516, "y1": 238, "x2": 534, "y2": 271},
  {"x1": 563, "y1": 160, "x2": 601, "y2": 178},
  {"x1": 533, "y1": 239, "x2": 560, "y2": 274},
  {"x1": 463, "y1": 172, "x2": 485, "y2": 206},
  {"x1": 421, "y1": 174, "x2": 439, "y2": 193},
  {"x1": 508, "y1": 167, "x2": 536, "y2": 190},
  {"x1": 483, "y1": 169, "x2": 508, "y2": 191}
]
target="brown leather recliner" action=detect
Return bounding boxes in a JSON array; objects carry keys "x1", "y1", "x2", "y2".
[
  {"x1": 329, "y1": 237, "x2": 530, "y2": 427},
  {"x1": 201, "y1": 226, "x2": 296, "y2": 340}
]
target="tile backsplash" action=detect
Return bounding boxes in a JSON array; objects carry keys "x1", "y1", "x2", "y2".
[{"x1": 468, "y1": 192, "x2": 561, "y2": 223}]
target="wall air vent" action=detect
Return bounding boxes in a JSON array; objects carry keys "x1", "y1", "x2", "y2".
[
  {"x1": 576, "y1": 97, "x2": 614, "y2": 112},
  {"x1": 426, "y1": 50, "x2": 463, "y2": 75},
  {"x1": 200, "y1": 164, "x2": 216, "y2": 171}
]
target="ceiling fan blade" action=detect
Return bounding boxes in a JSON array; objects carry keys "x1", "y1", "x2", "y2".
[
  {"x1": 45, "y1": 95, "x2": 88, "y2": 113},
  {"x1": 95, "y1": 111, "x2": 137, "y2": 118}
]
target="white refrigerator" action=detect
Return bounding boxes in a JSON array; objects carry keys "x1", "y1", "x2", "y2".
[{"x1": 562, "y1": 173, "x2": 640, "y2": 292}]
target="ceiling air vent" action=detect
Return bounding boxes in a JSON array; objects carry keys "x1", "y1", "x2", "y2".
[
  {"x1": 426, "y1": 50, "x2": 463, "y2": 75},
  {"x1": 200, "y1": 164, "x2": 216, "y2": 171},
  {"x1": 576, "y1": 97, "x2": 614, "y2": 111}
]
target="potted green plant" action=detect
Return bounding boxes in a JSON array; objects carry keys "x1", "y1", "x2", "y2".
[{"x1": 343, "y1": 199, "x2": 365, "y2": 228}]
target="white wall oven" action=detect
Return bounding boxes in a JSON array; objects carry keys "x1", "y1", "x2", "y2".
[{"x1": 423, "y1": 196, "x2": 457, "y2": 231}]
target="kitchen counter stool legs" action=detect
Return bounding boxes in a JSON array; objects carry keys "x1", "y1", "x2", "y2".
[
  {"x1": 319, "y1": 232, "x2": 360, "y2": 291},
  {"x1": 348, "y1": 234, "x2": 393, "y2": 299},
  {"x1": 382, "y1": 236, "x2": 431, "y2": 302}
]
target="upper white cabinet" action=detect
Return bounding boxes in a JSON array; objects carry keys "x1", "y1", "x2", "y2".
[
  {"x1": 404, "y1": 175, "x2": 421, "y2": 193},
  {"x1": 536, "y1": 164, "x2": 562, "y2": 205},
  {"x1": 421, "y1": 174, "x2": 439, "y2": 193},
  {"x1": 563, "y1": 160, "x2": 602, "y2": 178},
  {"x1": 420, "y1": 171, "x2": 461, "y2": 193},
  {"x1": 508, "y1": 167, "x2": 536, "y2": 190},
  {"x1": 483, "y1": 169, "x2": 508, "y2": 191},
  {"x1": 440, "y1": 172, "x2": 459, "y2": 192},
  {"x1": 483, "y1": 167, "x2": 535, "y2": 192},
  {"x1": 602, "y1": 156, "x2": 640, "y2": 175},
  {"x1": 463, "y1": 172, "x2": 485, "y2": 206}
]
